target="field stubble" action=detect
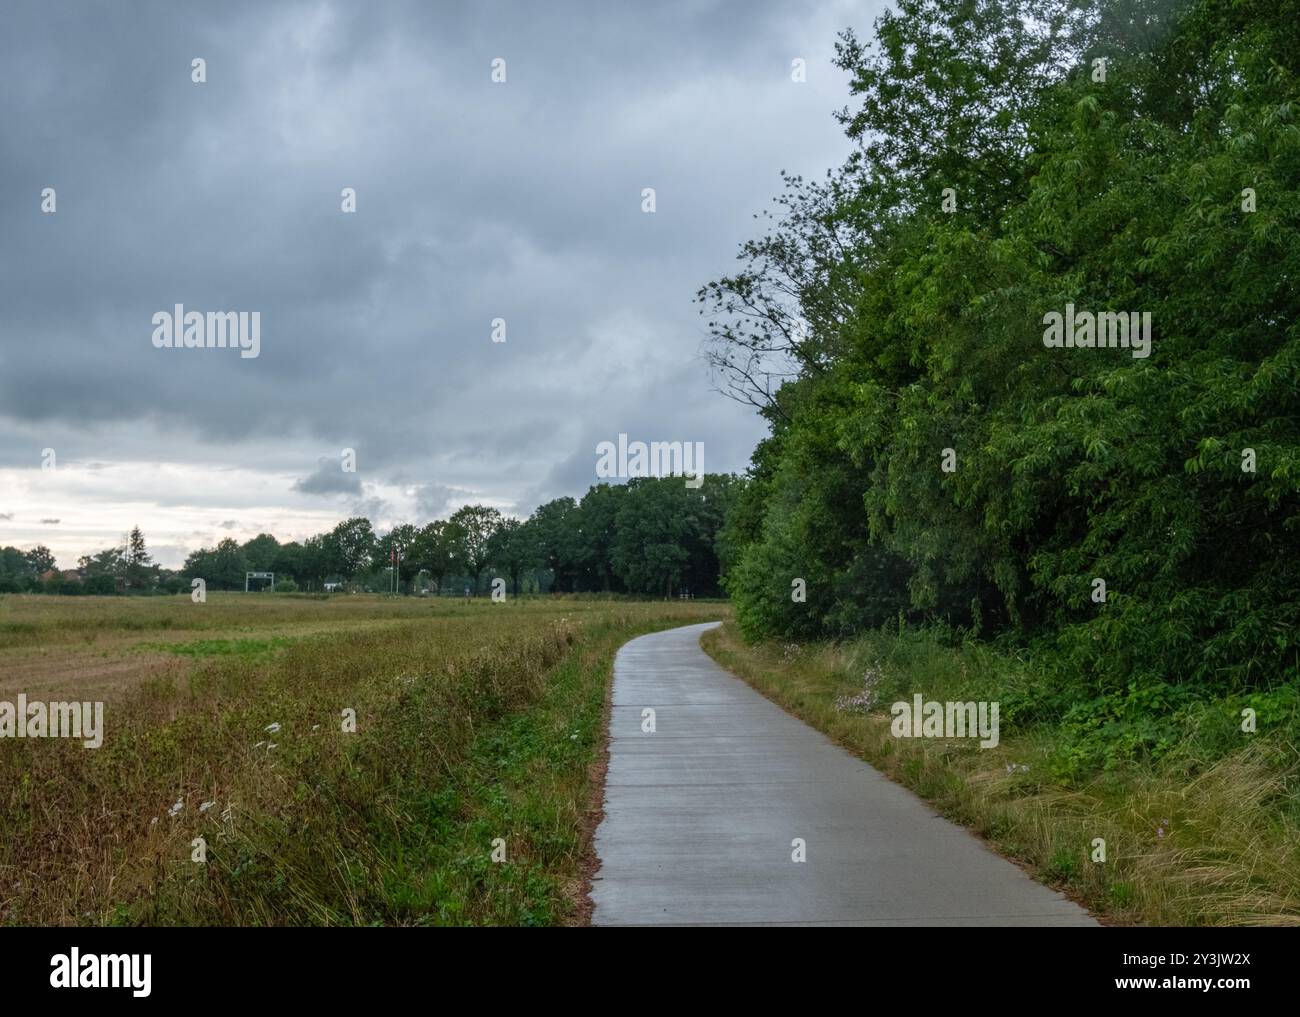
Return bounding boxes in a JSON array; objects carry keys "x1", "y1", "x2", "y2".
[{"x1": 0, "y1": 593, "x2": 723, "y2": 925}]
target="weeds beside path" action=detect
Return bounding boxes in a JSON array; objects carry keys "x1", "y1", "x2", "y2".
[{"x1": 700, "y1": 622, "x2": 1300, "y2": 927}]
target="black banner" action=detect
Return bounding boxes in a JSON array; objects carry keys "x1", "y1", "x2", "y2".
[{"x1": 0, "y1": 927, "x2": 1290, "y2": 1004}]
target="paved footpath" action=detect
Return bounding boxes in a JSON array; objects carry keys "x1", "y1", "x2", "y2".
[{"x1": 590, "y1": 622, "x2": 1096, "y2": 926}]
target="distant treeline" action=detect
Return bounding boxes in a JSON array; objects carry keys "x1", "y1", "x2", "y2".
[
  {"x1": 1, "y1": 475, "x2": 738, "y2": 598},
  {"x1": 0, "y1": 527, "x2": 162, "y2": 595},
  {"x1": 187, "y1": 475, "x2": 737, "y2": 596}
]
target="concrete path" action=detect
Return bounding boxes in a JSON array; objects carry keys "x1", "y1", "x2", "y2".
[{"x1": 590, "y1": 622, "x2": 1096, "y2": 926}]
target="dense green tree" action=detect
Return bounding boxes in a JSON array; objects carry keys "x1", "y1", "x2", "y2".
[
  {"x1": 374, "y1": 523, "x2": 420, "y2": 587},
  {"x1": 487, "y1": 517, "x2": 539, "y2": 596},
  {"x1": 25, "y1": 545, "x2": 56, "y2": 575},
  {"x1": 325, "y1": 517, "x2": 376, "y2": 579},
  {"x1": 574, "y1": 484, "x2": 626, "y2": 591},
  {"x1": 209, "y1": 538, "x2": 248, "y2": 590},
  {"x1": 80, "y1": 546, "x2": 125, "y2": 591},
  {"x1": 85, "y1": 574, "x2": 116, "y2": 596},
  {"x1": 242, "y1": 533, "x2": 280, "y2": 573},
  {"x1": 181, "y1": 538, "x2": 247, "y2": 590},
  {"x1": 447, "y1": 505, "x2": 502, "y2": 594},
  {"x1": 412, "y1": 520, "x2": 460, "y2": 594},
  {"x1": 608, "y1": 476, "x2": 734, "y2": 598},
  {"x1": 530, "y1": 497, "x2": 583, "y2": 592},
  {"x1": 123, "y1": 526, "x2": 154, "y2": 591},
  {"x1": 0, "y1": 548, "x2": 28, "y2": 592},
  {"x1": 703, "y1": 0, "x2": 1300, "y2": 759},
  {"x1": 270, "y1": 540, "x2": 305, "y2": 583}
]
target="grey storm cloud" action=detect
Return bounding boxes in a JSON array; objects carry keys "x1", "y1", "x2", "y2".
[
  {"x1": 0, "y1": 0, "x2": 871, "y2": 544},
  {"x1": 413, "y1": 483, "x2": 473, "y2": 518},
  {"x1": 293, "y1": 458, "x2": 363, "y2": 496}
]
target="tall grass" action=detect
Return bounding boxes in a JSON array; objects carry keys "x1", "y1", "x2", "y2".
[
  {"x1": 701, "y1": 622, "x2": 1300, "y2": 926},
  {"x1": 0, "y1": 595, "x2": 722, "y2": 925}
]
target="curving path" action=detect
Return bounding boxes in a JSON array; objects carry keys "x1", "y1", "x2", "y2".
[{"x1": 590, "y1": 622, "x2": 1097, "y2": 926}]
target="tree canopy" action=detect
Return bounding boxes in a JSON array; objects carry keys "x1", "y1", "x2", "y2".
[{"x1": 703, "y1": 0, "x2": 1300, "y2": 750}]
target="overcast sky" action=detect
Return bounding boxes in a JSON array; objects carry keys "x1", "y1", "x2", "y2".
[{"x1": 0, "y1": 0, "x2": 878, "y2": 568}]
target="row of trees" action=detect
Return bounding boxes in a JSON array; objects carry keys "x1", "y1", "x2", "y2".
[
  {"x1": 0, "y1": 527, "x2": 175, "y2": 595},
  {"x1": 0, "y1": 544, "x2": 59, "y2": 593},
  {"x1": 180, "y1": 475, "x2": 737, "y2": 597},
  {"x1": 705, "y1": 0, "x2": 1299, "y2": 707}
]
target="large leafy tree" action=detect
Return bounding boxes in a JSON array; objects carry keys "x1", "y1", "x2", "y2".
[
  {"x1": 530, "y1": 497, "x2": 584, "y2": 592},
  {"x1": 182, "y1": 538, "x2": 248, "y2": 591},
  {"x1": 241, "y1": 533, "x2": 280, "y2": 573},
  {"x1": 706, "y1": 0, "x2": 1300, "y2": 731},
  {"x1": 326, "y1": 517, "x2": 376, "y2": 579},
  {"x1": 609, "y1": 476, "x2": 733, "y2": 598},
  {"x1": 25, "y1": 544, "x2": 56, "y2": 575},
  {"x1": 487, "y1": 517, "x2": 540, "y2": 595},
  {"x1": 374, "y1": 523, "x2": 420, "y2": 585},
  {"x1": 271, "y1": 540, "x2": 306, "y2": 583},
  {"x1": 412, "y1": 520, "x2": 461, "y2": 594},
  {"x1": 574, "y1": 483, "x2": 626, "y2": 591},
  {"x1": 447, "y1": 505, "x2": 502, "y2": 594}
]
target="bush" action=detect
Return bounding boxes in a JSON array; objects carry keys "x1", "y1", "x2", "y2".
[{"x1": 84, "y1": 575, "x2": 117, "y2": 596}]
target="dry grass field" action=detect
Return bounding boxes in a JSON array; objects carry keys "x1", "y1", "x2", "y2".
[{"x1": 0, "y1": 593, "x2": 723, "y2": 926}]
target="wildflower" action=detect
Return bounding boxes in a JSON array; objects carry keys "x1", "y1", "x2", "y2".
[{"x1": 834, "y1": 665, "x2": 884, "y2": 713}]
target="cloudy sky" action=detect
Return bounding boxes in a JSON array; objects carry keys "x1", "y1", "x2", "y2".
[{"x1": 0, "y1": 0, "x2": 877, "y2": 568}]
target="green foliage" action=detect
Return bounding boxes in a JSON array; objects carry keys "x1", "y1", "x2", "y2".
[
  {"x1": 448, "y1": 505, "x2": 503, "y2": 594},
  {"x1": 610, "y1": 475, "x2": 735, "y2": 597},
  {"x1": 705, "y1": 0, "x2": 1300, "y2": 762},
  {"x1": 156, "y1": 474, "x2": 738, "y2": 601},
  {"x1": 181, "y1": 537, "x2": 248, "y2": 591},
  {"x1": 85, "y1": 574, "x2": 117, "y2": 596}
]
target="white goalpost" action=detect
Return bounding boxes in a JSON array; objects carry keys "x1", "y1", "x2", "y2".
[{"x1": 245, "y1": 571, "x2": 275, "y2": 592}]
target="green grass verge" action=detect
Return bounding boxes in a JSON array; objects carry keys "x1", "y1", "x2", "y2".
[
  {"x1": 135, "y1": 637, "x2": 297, "y2": 659},
  {"x1": 700, "y1": 621, "x2": 1300, "y2": 927}
]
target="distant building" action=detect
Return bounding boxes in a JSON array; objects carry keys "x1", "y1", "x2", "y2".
[{"x1": 41, "y1": 569, "x2": 84, "y2": 584}]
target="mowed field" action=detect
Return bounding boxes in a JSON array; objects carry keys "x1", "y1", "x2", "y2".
[{"x1": 0, "y1": 593, "x2": 723, "y2": 926}]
